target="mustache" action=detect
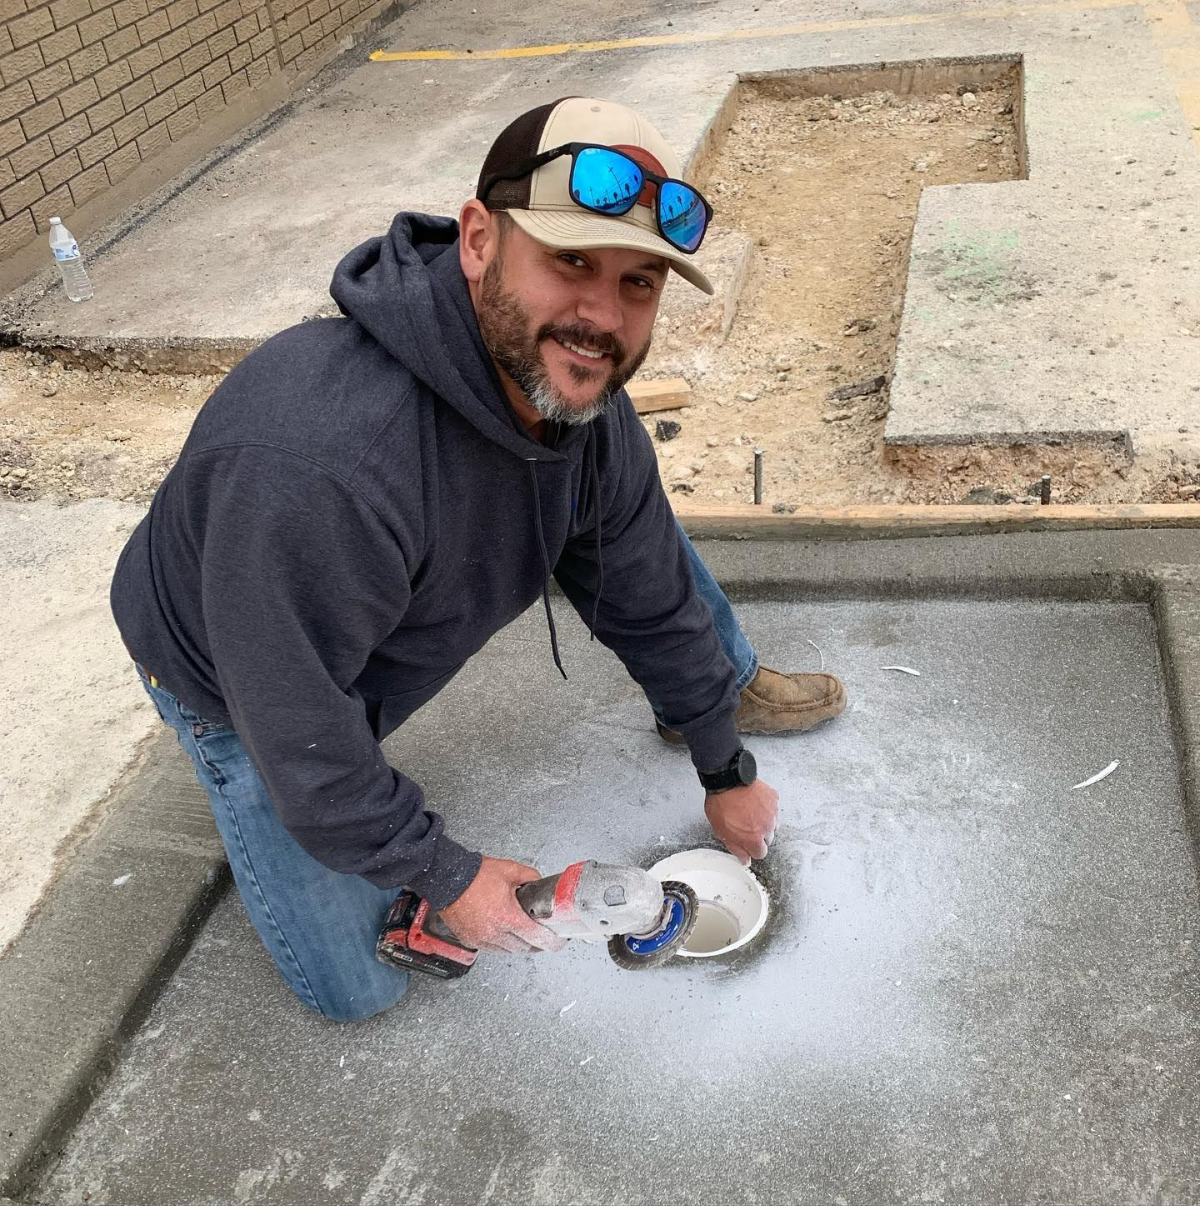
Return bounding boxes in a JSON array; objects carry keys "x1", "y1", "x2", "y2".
[{"x1": 538, "y1": 324, "x2": 626, "y2": 366}]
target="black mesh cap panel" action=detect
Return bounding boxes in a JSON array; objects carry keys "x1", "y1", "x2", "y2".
[{"x1": 476, "y1": 98, "x2": 573, "y2": 208}]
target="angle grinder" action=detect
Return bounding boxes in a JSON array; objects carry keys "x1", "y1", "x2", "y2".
[{"x1": 376, "y1": 860, "x2": 698, "y2": 978}]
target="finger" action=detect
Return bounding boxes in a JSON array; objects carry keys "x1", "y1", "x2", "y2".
[
  {"x1": 748, "y1": 837, "x2": 769, "y2": 860},
  {"x1": 494, "y1": 933, "x2": 537, "y2": 954}
]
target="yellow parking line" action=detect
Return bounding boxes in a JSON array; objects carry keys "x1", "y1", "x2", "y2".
[
  {"x1": 370, "y1": 0, "x2": 1135, "y2": 61},
  {"x1": 1143, "y1": 0, "x2": 1200, "y2": 150}
]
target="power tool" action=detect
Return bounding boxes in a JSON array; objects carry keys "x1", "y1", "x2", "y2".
[{"x1": 376, "y1": 860, "x2": 698, "y2": 978}]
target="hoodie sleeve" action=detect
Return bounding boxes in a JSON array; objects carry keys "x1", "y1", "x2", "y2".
[
  {"x1": 553, "y1": 405, "x2": 741, "y2": 773},
  {"x1": 192, "y1": 444, "x2": 482, "y2": 910}
]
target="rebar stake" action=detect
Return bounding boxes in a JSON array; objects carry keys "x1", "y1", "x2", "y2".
[
  {"x1": 1040, "y1": 475, "x2": 1051, "y2": 506},
  {"x1": 754, "y1": 448, "x2": 764, "y2": 505}
]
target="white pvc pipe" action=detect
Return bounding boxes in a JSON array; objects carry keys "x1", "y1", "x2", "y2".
[{"x1": 649, "y1": 848, "x2": 769, "y2": 958}]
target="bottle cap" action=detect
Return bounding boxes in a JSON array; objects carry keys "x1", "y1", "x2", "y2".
[{"x1": 49, "y1": 216, "x2": 61, "y2": 224}]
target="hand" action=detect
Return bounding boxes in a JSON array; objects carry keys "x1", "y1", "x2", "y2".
[
  {"x1": 438, "y1": 856, "x2": 568, "y2": 955},
  {"x1": 705, "y1": 778, "x2": 780, "y2": 865}
]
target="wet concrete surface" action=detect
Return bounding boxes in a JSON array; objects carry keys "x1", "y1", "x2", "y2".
[{"x1": 34, "y1": 598, "x2": 1200, "y2": 1205}]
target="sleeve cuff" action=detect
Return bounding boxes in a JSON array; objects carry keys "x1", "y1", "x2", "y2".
[{"x1": 684, "y1": 709, "x2": 741, "y2": 774}]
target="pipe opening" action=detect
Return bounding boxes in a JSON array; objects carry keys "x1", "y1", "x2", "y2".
[{"x1": 649, "y1": 849, "x2": 769, "y2": 959}]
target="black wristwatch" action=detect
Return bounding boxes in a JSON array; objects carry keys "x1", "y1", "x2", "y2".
[{"x1": 698, "y1": 746, "x2": 757, "y2": 794}]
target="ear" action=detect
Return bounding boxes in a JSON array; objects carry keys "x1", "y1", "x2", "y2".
[{"x1": 459, "y1": 200, "x2": 500, "y2": 285}]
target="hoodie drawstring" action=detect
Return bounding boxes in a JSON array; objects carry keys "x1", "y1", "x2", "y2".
[
  {"x1": 588, "y1": 429, "x2": 603, "y2": 640},
  {"x1": 528, "y1": 461, "x2": 567, "y2": 680}
]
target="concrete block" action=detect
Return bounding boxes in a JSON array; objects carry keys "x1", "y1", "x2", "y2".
[
  {"x1": 155, "y1": 26, "x2": 188, "y2": 60},
  {"x1": 277, "y1": 31, "x2": 299, "y2": 60},
  {"x1": 177, "y1": 38, "x2": 207, "y2": 72},
  {"x1": 49, "y1": 0, "x2": 91, "y2": 28},
  {"x1": 191, "y1": 78, "x2": 219, "y2": 117},
  {"x1": 204, "y1": 24, "x2": 233, "y2": 57},
  {"x1": 110, "y1": 0, "x2": 147, "y2": 28},
  {"x1": 0, "y1": 117, "x2": 23, "y2": 157},
  {"x1": 0, "y1": 208, "x2": 35, "y2": 256},
  {"x1": 140, "y1": 86, "x2": 173, "y2": 124},
  {"x1": 38, "y1": 145, "x2": 78, "y2": 189},
  {"x1": 149, "y1": 50, "x2": 181, "y2": 90},
  {"x1": 27, "y1": 57, "x2": 71, "y2": 101},
  {"x1": 0, "y1": 79, "x2": 35, "y2": 122},
  {"x1": 83, "y1": 88, "x2": 121, "y2": 132},
  {"x1": 108, "y1": 103, "x2": 144, "y2": 143},
  {"x1": 9, "y1": 6, "x2": 54, "y2": 50},
  {"x1": 37, "y1": 24, "x2": 81, "y2": 65},
  {"x1": 218, "y1": 61, "x2": 243, "y2": 98},
  {"x1": 29, "y1": 177, "x2": 68, "y2": 225},
  {"x1": 17, "y1": 94, "x2": 61, "y2": 137},
  {"x1": 101, "y1": 23, "x2": 138, "y2": 60},
  {"x1": 57, "y1": 74, "x2": 99, "y2": 116},
  {"x1": 165, "y1": 0, "x2": 196, "y2": 29},
  {"x1": 0, "y1": 157, "x2": 13, "y2": 189},
  {"x1": 231, "y1": 12, "x2": 253, "y2": 41},
  {"x1": 163, "y1": 95, "x2": 193, "y2": 137},
  {"x1": 132, "y1": 113, "x2": 165, "y2": 154},
  {"x1": 0, "y1": 27, "x2": 11, "y2": 56},
  {"x1": 211, "y1": 0, "x2": 236, "y2": 26},
  {"x1": 93, "y1": 57, "x2": 130, "y2": 95},
  {"x1": 125, "y1": 41, "x2": 160, "y2": 77},
  {"x1": 1, "y1": 43, "x2": 46, "y2": 87},
  {"x1": 66, "y1": 39, "x2": 105, "y2": 79},
  {"x1": 77, "y1": 6, "x2": 116, "y2": 44},
  {"x1": 225, "y1": 39, "x2": 246, "y2": 70},
  {"x1": 171, "y1": 64, "x2": 199, "y2": 102},
  {"x1": 243, "y1": 47, "x2": 266, "y2": 86},
  {"x1": 76, "y1": 123, "x2": 114, "y2": 165},
  {"x1": 135, "y1": 7, "x2": 168, "y2": 42},
  {"x1": 246, "y1": 25, "x2": 270, "y2": 57},
  {"x1": 65, "y1": 155, "x2": 102, "y2": 201},
  {"x1": 101, "y1": 132, "x2": 136, "y2": 179},
  {"x1": 0, "y1": 0, "x2": 28, "y2": 23},
  {"x1": 47, "y1": 109, "x2": 89, "y2": 152},
  {"x1": 0, "y1": 169, "x2": 43, "y2": 217},
  {"x1": 118, "y1": 69, "x2": 151, "y2": 108},
  {"x1": 198, "y1": 50, "x2": 225, "y2": 87},
  {"x1": 183, "y1": 9, "x2": 214, "y2": 42},
  {"x1": 8, "y1": 130, "x2": 51, "y2": 174}
]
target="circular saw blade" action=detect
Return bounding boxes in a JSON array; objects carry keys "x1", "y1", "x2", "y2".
[{"x1": 607, "y1": 880, "x2": 698, "y2": 971}]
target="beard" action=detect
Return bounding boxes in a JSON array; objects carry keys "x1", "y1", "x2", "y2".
[{"x1": 477, "y1": 256, "x2": 651, "y2": 426}]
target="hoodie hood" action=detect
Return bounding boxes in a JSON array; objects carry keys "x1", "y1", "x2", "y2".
[{"x1": 330, "y1": 211, "x2": 574, "y2": 464}]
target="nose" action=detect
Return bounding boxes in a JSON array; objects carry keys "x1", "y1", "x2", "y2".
[{"x1": 574, "y1": 280, "x2": 623, "y2": 334}]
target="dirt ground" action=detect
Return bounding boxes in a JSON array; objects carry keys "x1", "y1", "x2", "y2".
[{"x1": 2, "y1": 76, "x2": 1197, "y2": 509}]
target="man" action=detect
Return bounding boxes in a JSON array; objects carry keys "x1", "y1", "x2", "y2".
[{"x1": 111, "y1": 97, "x2": 846, "y2": 1022}]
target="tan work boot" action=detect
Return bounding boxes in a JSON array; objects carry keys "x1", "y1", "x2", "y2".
[{"x1": 656, "y1": 666, "x2": 847, "y2": 744}]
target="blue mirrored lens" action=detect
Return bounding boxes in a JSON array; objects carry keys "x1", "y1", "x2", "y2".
[
  {"x1": 571, "y1": 147, "x2": 642, "y2": 215},
  {"x1": 659, "y1": 181, "x2": 707, "y2": 252}
]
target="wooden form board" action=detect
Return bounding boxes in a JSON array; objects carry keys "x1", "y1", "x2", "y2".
[
  {"x1": 627, "y1": 378, "x2": 690, "y2": 413},
  {"x1": 672, "y1": 502, "x2": 1200, "y2": 540}
]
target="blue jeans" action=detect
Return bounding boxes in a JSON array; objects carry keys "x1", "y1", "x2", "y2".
[{"x1": 137, "y1": 529, "x2": 753, "y2": 1021}]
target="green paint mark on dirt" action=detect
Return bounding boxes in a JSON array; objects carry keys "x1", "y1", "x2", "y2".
[{"x1": 1129, "y1": 109, "x2": 1167, "y2": 122}]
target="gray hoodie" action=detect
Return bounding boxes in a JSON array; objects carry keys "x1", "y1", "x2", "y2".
[{"x1": 110, "y1": 213, "x2": 739, "y2": 909}]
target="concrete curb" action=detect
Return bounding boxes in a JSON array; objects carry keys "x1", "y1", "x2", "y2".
[
  {"x1": 0, "y1": 733, "x2": 227, "y2": 1202},
  {"x1": 3, "y1": 528, "x2": 1199, "y2": 1202}
]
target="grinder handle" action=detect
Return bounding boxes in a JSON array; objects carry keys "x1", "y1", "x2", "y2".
[{"x1": 514, "y1": 870, "x2": 564, "y2": 920}]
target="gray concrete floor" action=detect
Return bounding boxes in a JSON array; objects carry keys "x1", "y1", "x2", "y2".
[{"x1": 35, "y1": 598, "x2": 1200, "y2": 1205}]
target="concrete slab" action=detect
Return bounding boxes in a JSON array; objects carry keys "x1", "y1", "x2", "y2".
[
  {"x1": 31, "y1": 593, "x2": 1200, "y2": 1205},
  {"x1": 0, "y1": 499, "x2": 158, "y2": 954},
  {"x1": 2, "y1": 0, "x2": 1199, "y2": 461}
]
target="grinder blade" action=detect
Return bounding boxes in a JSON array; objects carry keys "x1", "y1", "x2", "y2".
[{"x1": 607, "y1": 880, "x2": 698, "y2": 971}]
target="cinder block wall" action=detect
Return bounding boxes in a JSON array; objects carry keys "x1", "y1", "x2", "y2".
[{"x1": 0, "y1": 0, "x2": 393, "y2": 260}]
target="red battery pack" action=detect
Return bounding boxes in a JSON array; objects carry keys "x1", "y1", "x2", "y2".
[{"x1": 375, "y1": 890, "x2": 478, "y2": 979}]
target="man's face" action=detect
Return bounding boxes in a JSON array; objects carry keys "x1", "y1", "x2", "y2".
[{"x1": 475, "y1": 219, "x2": 667, "y2": 425}]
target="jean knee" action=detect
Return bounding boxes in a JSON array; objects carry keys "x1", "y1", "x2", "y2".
[{"x1": 303, "y1": 969, "x2": 411, "y2": 1024}]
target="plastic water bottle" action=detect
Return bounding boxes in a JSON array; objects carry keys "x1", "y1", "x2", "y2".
[{"x1": 48, "y1": 217, "x2": 93, "y2": 302}]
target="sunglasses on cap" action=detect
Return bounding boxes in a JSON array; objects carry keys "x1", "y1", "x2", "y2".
[{"x1": 479, "y1": 142, "x2": 714, "y2": 255}]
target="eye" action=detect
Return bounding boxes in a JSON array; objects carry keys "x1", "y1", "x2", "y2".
[{"x1": 558, "y1": 252, "x2": 588, "y2": 269}]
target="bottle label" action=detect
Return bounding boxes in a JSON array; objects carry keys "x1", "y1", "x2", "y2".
[{"x1": 52, "y1": 241, "x2": 80, "y2": 261}]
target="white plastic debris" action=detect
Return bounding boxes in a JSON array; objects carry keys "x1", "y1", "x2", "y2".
[
  {"x1": 579, "y1": 1056, "x2": 594, "y2": 1066},
  {"x1": 112, "y1": 874, "x2": 132, "y2": 887},
  {"x1": 559, "y1": 1000, "x2": 577, "y2": 1016},
  {"x1": 1070, "y1": 760, "x2": 1120, "y2": 790},
  {"x1": 881, "y1": 666, "x2": 921, "y2": 676},
  {"x1": 807, "y1": 639, "x2": 825, "y2": 670}
]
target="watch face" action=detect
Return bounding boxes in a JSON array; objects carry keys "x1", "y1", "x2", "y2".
[{"x1": 737, "y1": 748, "x2": 757, "y2": 784}]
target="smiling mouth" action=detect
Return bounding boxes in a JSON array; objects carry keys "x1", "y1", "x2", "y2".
[{"x1": 552, "y1": 335, "x2": 609, "y2": 362}]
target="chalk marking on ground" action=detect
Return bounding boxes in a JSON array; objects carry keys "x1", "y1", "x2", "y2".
[{"x1": 370, "y1": 0, "x2": 1136, "y2": 61}]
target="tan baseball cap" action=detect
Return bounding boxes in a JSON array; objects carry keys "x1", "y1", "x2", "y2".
[{"x1": 476, "y1": 97, "x2": 715, "y2": 296}]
